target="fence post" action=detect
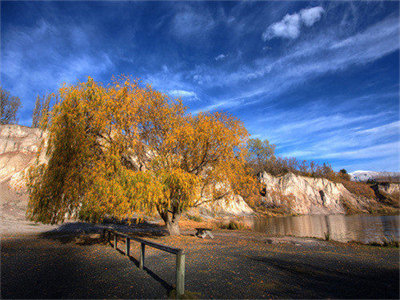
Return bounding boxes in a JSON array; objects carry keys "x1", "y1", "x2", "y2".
[
  {"x1": 139, "y1": 243, "x2": 145, "y2": 269},
  {"x1": 114, "y1": 233, "x2": 118, "y2": 249},
  {"x1": 126, "y1": 237, "x2": 130, "y2": 256},
  {"x1": 176, "y1": 252, "x2": 185, "y2": 298}
]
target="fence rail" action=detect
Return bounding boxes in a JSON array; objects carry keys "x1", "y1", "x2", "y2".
[{"x1": 102, "y1": 228, "x2": 185, "y2": 297}]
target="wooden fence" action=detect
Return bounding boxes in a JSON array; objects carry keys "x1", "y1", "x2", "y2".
[{"x1": 102, "y1": 228, "x2": 185, "y2": 297}]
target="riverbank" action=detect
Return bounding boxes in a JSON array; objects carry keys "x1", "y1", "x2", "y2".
[{"x1": 2, "y1": 226, "x2": 399, "y2": 299}]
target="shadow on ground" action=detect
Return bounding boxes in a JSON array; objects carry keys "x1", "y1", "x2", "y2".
[
  {"x1": 33, "y1": 220, "x2": 175, "y2": 297},
  {"x1": 38, "y1": 219, "x2": 168, "y2": 245},
  {"x1": 246, "y1": 255, "x2": 399, "y2": 298}
]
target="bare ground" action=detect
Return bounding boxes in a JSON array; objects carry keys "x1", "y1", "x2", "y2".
[
  {"x1": 1, "y1": 226, "x2": 399, "y2": 299},
  {"x1": 1, "y1": 185, "x2": 399, "y2": 299}
]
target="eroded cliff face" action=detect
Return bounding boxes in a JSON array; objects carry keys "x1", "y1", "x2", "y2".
[
  {"x1": 379, "y1": 183, "x2": 400, "y2": 195},
  {"x1": 188, "y1": 195, "x2": 253, "y2": 217},
  {"x1": 0, "y1": 125, "x2": 48, "y2": 189},
  {"x1": 0, "y1": 125, "x2": 253, "y2": 217},
  {"x1": 370, "y1": 182, "x2": 400, "y2": 206},
  {"x1": 2, "y1": 125, "x2": 396, "y2": 218},
  {"x1": 259, "y1": 172, "x2": 373, "y2": 215}
]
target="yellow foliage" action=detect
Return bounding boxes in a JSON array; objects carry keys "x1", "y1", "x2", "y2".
[{"x1": 27, "y1": 76, "x2": 251, "y2": 232}]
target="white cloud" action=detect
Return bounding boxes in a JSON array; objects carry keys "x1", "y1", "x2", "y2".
[
  {"x1": 215, "y1": 54, "x2": 226, "y2": 61},
  {"x1": 263, "y1": 13, "x2": 300, "y2": 40},
  {"x1": 262, "y1": 6, "x2": 325, "y2": 41},
  {"x1": 316, "y1": 141, "x2": 400, "y2": 160},
  {"x1": 168, "y1": 89, "x2": 199, "y2": 101},
  {"x1": 300, "y1": 7, "x2": 325, "y2": 27},
  {"x1": 193, "y1": 15, "x2": 399, "y2": 113},
  {"x1": 355, "y1": 121, "x2": 400, "y2": 135}
]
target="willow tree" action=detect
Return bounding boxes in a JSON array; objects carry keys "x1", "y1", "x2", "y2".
[{"x1": 27, "y1": 77, "x2": 251, "y2": 235}]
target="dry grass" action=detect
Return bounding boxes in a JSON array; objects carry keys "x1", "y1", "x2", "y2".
[
  {"x1": 186, "y1": 214, "x2": 203, "y2": 222},
  {"x1": 338, "y1": 179, "x2": 376, "y2": 199},
  {"x1": 179, "y1": 219, "x2": 214, "y2": 231},
  {"x1": 214, "y1": 220, "x2": 250, "y2": 230},
  {"x1": 340, "y1": 195, "x2": 363, "y2": 214}
]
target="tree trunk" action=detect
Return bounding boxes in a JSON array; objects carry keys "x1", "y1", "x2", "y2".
[
  {"x1": 159, "y1": 208, "x2": 181, "y2": 236},
  {"x1": 166, "y1": 217, "x2": 181, "y2": 236}
]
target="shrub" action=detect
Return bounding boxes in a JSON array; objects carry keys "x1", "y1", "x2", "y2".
[
  {"x1": 340, "y1": 195, "x2": 362, "y2": 214},
  {"x1": 339, "y1": 179, "x2": 375, "y2": 199},
  {"x1": 368, "y1": 235, "x2": 399, "y2": 248},
  {"x1": 186, "y1": 214, "x2": 203, "y2": 222},
  {"x1": 215, "y1": 220, "x2": 248, "y2": 230}
]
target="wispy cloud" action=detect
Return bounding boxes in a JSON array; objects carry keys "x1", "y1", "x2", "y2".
[
  {"x1": 277, "y1": 117, "x2": 399, "y2": 170},
  {"x1": 168, "y1": 89, "x2": 199, "y2": 101},
  {"x1": 2, "y1": 1, "x2": 398, "y2": 172},
  {"x1": 215, "y1": 54, "x2": 226, "y2": 61},
  {"x1": 171, "y1": 6, "x2": 215, "y2": 39},
  {"x1": 193, "y1": 14, "x2": 399, "y2": 113},
  {"x1": 317, "y1": 141, "x2": 399, "y2": 160},
  {"x1": 1, "y1": 19, "x2": 114, "y2": 121}
]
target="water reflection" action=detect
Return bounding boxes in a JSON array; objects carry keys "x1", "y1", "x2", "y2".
[{"x1": 253, "y1": 214, "x2": 400, "y2": 243}]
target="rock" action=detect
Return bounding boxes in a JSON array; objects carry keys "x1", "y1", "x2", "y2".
[
  {"x1": 0, "y1": 124, "x2": 254, "y2": 218},
  {"x1": 192, "y1": 194, "x2": 254, "y2": 217},
  {"x1": 259, "y1": 172, "x2": 369, "y2": 215},
  {"x1": 0, "y1": 125, "x2": 47, "y2": 189}
]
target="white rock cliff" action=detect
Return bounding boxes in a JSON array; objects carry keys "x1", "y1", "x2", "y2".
[{"x1": 259, "y1": 172, "x2": 372, "y2": 215}]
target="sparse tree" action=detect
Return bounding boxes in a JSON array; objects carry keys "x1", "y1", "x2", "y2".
[
  {"x1": 246, "y1": 138, "x2": 276, "y2": 175},
  {"x1": 32, "y1": 94, "x2": 52, "y2": 128},
  {"x1": 0, "y1": 87, "x2": 21, "y2": 125},
  {"x1": 27, "y1": 77, "x2": 250, "y2": 235},
  {"x1": 32, "y1": 96, "x2": 42, "y2": 128},
  {"x1": 338, "y1": 169, "x2": 351, "y2": 181}
]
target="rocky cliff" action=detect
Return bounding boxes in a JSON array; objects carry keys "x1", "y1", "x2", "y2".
[
  {"x1": 0, "y1": 125, "x2": 48, "y2": 189},
  {"x1": 0, "y1": 124, "x2": 253, "y2": 218},
  {"x1": 2, "y1": 125, "x2": 397, "y2": 218},
  {"x1": 259, "y1": 172, "x2": 376, "y2": 215}
]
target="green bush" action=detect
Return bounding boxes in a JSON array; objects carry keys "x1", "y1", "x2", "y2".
[
  {"x1": 216, "y1": 220, "x2": 247, "y2": 230},
  {"x1": 186, "y1": 214, "x2": 203, "y2": 222}
]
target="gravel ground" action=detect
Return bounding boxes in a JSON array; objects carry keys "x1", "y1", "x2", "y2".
[{"x1": 1, "y1": 227, "x2": 399, "y2": 299}]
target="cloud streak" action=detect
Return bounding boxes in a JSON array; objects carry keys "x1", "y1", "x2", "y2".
[
  {"x1": 194, "y1": 14, "x2": 399, "y2": 113},
  {"x1": 168, "y1": 89, "x2": 199, "y2": 101},
  {"x1": 1, "y1": 1, "x2": 398, "y2": 172}
]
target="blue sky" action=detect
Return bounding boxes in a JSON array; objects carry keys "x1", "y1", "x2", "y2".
[{"x1": 1, "y1": 1, "x2": 399, "y2": 172}]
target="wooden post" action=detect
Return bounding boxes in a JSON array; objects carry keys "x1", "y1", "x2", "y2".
[
  {"x1": 139, "y1": 243, "x2": 145, "y2": 269},
  {"x1": 114, "y1": 233, "x2": 118, "y2": 249},
  {"x1": 126, "y1": 237, "x2": 130, "y2": 256},
  {"x1": 176, "y1": 252, "x2": 185, "y2": 298}
]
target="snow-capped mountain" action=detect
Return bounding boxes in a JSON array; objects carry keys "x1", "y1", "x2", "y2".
[{"x1": 349, "y1": 170, "x2": 400, "y2": 182}]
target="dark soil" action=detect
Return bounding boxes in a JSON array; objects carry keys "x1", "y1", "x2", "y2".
[{"x1": 1, "y1": 229, "x2": 399, "y2": 299}]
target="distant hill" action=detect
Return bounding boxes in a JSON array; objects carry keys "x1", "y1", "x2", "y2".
[{"x1": 350, "y1": 170, "x2": 400, "y2": 182}]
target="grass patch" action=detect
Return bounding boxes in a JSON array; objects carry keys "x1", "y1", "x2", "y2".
[
  {"x1": 350, "y1": 235, "x2": 399, "y2": 248},
  {"x1": 338, "y1": 179, "x2": 376, "y2": 199},
  {"x1": 214, "y1": 220, "x2": 249, "y2": 230},
  {"x1": 186, "y1": 214, "x2": 203, "y2": 222}
]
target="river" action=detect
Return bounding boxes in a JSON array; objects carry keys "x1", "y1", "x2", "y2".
[{"x1": 252, "y1": 214, "x2": 400, "y2": 243}]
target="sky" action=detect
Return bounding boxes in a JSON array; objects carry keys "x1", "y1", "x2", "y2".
[{"x1": 1, "y1": 0, "x2": 399, "y2": 172}]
